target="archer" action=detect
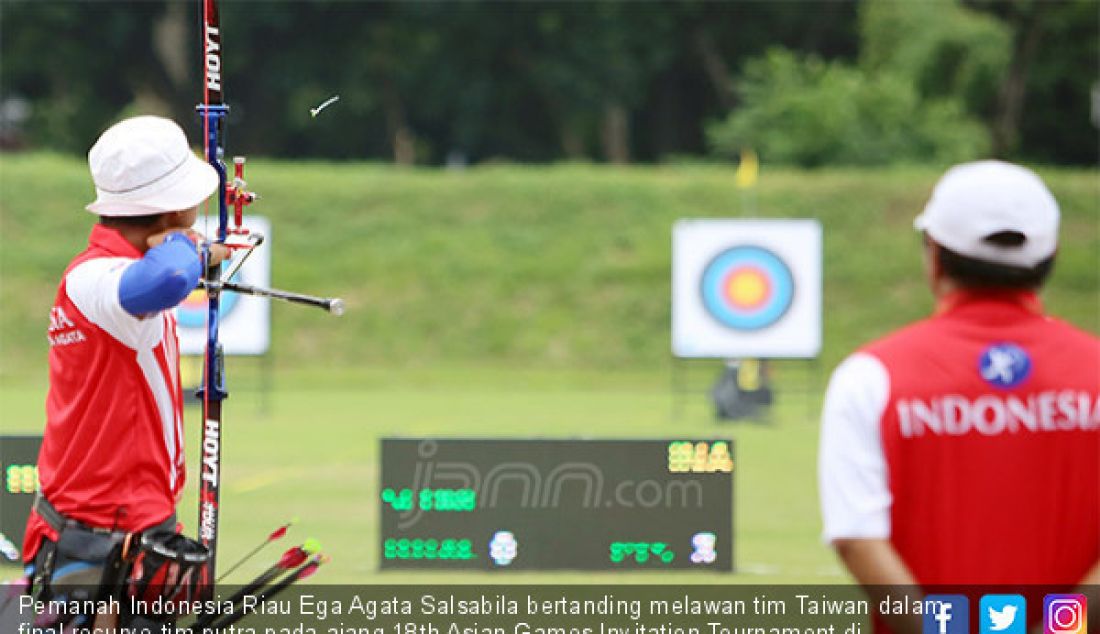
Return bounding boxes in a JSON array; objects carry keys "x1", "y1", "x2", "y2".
[{"x1": 23, "y1": 115, "x2": 229, "y2": 632}]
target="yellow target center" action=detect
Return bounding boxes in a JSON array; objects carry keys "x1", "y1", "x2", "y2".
[{"x1": 726, "y1": 270, "x2": 768, "y2": 307}]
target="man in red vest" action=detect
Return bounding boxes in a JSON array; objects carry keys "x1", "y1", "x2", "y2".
[{"x1": 819, "y1": 161, "x2": 1098, "y2": 630}]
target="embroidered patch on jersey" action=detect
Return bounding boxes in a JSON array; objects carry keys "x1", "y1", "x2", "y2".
[{"x1": 979, "y1": 343, "x2": 1031, "y2": 389}]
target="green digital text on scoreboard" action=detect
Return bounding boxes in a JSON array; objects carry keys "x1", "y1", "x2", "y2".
[
  {"x1": 380, "y1": 439, "x2": 734, "y2": 571},
  {"x1": 0, "y1": 435, "x2": 42, "y2": 562}
]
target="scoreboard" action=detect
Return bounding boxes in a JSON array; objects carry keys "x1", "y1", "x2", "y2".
[
  {"x1": 0, "y1": 435, "x2": 41, "y2": 562},
  {"x1": 380, "y1": 439, "x2": 733, "y2": 571}
]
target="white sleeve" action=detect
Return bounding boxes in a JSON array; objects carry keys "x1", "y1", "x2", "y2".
[
  {"x1": 65, "y1": 257, "x2": 164, "y2": 350},
  {"x1": 819, "y1": 352, "x2": 892, "y2": 543}
]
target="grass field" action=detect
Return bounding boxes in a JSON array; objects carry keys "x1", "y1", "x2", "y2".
[
  {"x1": 0, "y1": 156, "x2": 1096, "y2": 585},
  {"x1": 2, "y1": 155, "x2": 1097, "y2": 379},
  {"x1": 1, "y1": 364, "x2": 837, "y2": 584}
]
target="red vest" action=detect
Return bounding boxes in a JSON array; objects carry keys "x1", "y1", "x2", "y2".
[
  {"x1": 24, "y1": 225, "x2": 185, "y2": 561},
  {"x1": 864, "y1": 290, "x2": 1099, "y2": 584}
]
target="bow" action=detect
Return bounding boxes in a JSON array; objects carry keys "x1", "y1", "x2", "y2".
[{"x1": 194, "y1": 0, "x2": 341, "y2": 597}]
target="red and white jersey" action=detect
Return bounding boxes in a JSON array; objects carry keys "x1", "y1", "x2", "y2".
[
  {"x1": 24, "y1": 225, "x2": 186, "y2": 561},
  {"x1": 820, "y1": 290, "x2": 1100, "y2": 584}
]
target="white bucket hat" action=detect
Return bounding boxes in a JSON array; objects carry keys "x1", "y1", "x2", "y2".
[
  {"x1": 914, "y1": 160, "x2": 1060, "y2": 268},
  {"x1": 86, "y1": 115, "x2": 218, "y2": 216}
]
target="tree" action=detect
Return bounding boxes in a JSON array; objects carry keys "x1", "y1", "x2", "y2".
[
  {"x1": 0, "y1": 1, "x2": 1091, "y2": 164},
  {"x1": 708, "y1": 49, "x2": 989, "y2": 166},
  {"x1": 965, "y1": 0, "x2": 1099, "y2": 162},
  {"x1": 1, "y1": 2, "x2": 176, "y2": 152}
]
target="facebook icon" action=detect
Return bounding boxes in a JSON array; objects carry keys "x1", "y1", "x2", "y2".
[{"x1": 924, "y1": 595, "x2": 970, "y2": 634}]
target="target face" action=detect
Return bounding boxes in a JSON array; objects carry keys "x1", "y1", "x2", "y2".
[
  {"x1": 672, "y1": 219, "x2": 822, "y2": 359},
  {"x1": 700, "y1": 246, "x2": 793, "y2": 331}
]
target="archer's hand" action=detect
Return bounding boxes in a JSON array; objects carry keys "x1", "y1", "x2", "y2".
[{"x1": 147, "y1": 230, "x2": 230, "y2": 267}]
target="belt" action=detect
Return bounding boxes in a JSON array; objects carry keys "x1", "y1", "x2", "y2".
[{"x1": 33, "y1": 493, "x2": 176, "y2": 536}]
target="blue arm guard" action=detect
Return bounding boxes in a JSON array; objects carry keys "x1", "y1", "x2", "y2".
[{"x1": 119, "y1": 232, "x2": 202, "y2": 316}]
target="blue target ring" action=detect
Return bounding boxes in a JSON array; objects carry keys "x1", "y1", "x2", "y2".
[{"x1": 700, "y1": 246, "x2": 794, "y2": 331}]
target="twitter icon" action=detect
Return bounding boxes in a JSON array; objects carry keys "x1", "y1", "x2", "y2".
[{"x1": 981, "y1": 595, "x2": 1027, "y2": 634}]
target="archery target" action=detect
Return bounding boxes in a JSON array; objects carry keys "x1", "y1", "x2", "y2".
[
  {"x1": 700, "y1": 246, "x2": 793, "y2": 331},
  {"x1": 177, "y1": 215, "x2": 272, "y2": 356},
  {"x1": 673, "y1": 219, "x2": 821, "y2": 359}
]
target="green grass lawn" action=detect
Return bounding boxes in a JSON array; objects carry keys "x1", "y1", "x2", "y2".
[
  {"x1": 2, "y1": 156, "x2": 1097, "y2": 380},
  {"x1": 0, "y1": 364, "x2": 839, "y2": 584}
]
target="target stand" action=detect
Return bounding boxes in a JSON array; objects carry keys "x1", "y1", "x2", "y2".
[{"x1": 671, "y1": 219, "x2": 823, "y2": 423}]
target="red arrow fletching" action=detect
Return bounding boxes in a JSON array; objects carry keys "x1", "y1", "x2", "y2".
[
  {"x1": 296, "y1": 561, "x2": 323, "y2": 581},
  {"x1": 277, "y1": 547, "x2": 308, "y2": 570}
]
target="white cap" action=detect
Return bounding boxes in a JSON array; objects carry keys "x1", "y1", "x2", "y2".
[
  {"x1": 914, "y1": 160, "x2": 1060, "y2": 268},
  {"x1": 86, "y1": 116, "x2": 218, "y2": 216}
]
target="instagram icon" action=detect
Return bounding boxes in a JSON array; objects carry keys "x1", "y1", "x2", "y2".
[{"x1": 1044, "y1": 595, "x2": 1087, "y2": 634}]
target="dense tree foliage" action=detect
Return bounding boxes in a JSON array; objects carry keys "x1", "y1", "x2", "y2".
[
  {"x1": 708, "y1": 49, "x2": 990, "y2": 166},
  {"x1": 709, "y1": 1, "x2": 1005, "y2": 166},
  {"x1": 0, "y1": 0, "x2": 1093, "y2": 165}
]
